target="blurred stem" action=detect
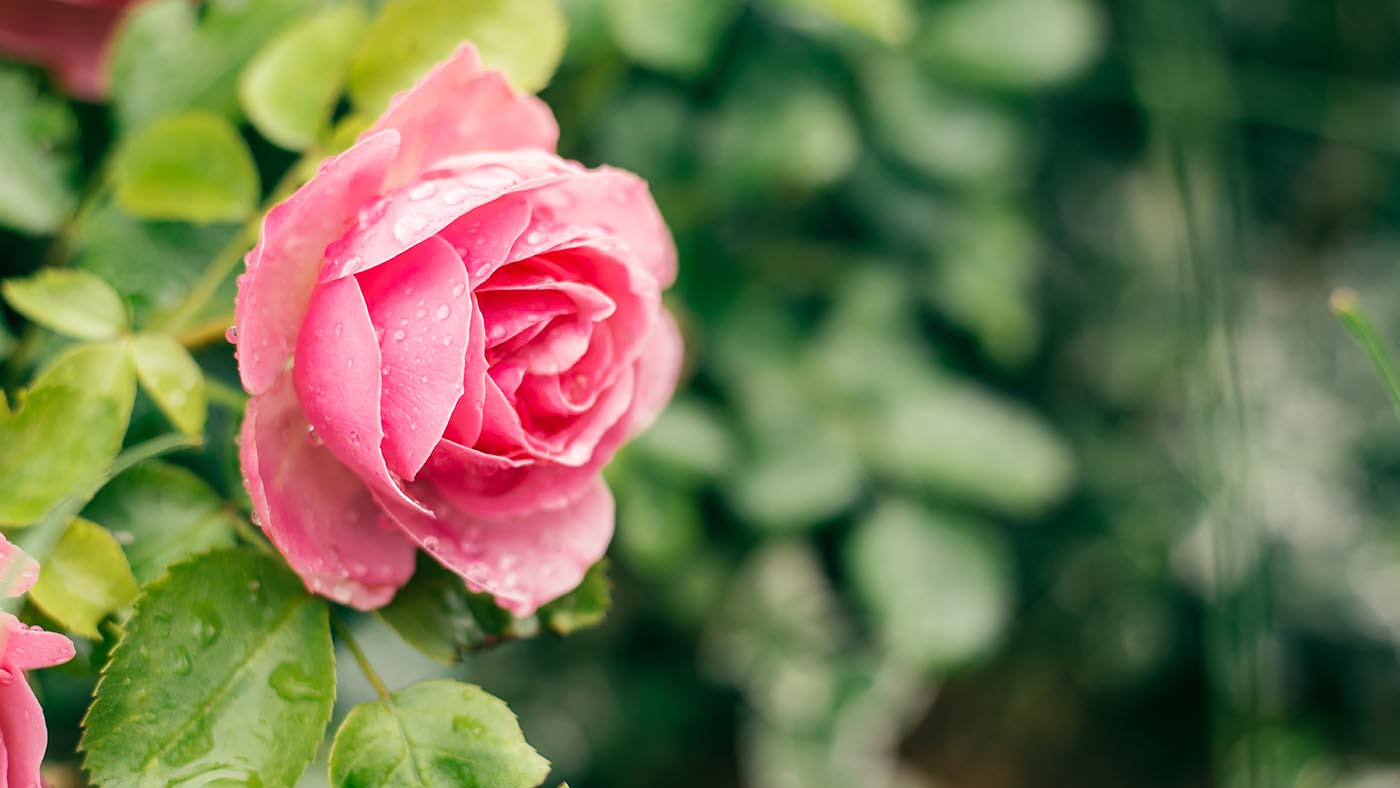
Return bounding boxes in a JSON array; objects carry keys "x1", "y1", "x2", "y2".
[
  {"x1": 331, "y1": 613, "x2": 392, "y2": 702},
  {"x1": 1330, "y1": 287, "x2": 1400, "y2": 423},
  {"x1": 204, "y1": 375, "x2": 249, "y2": 412}
]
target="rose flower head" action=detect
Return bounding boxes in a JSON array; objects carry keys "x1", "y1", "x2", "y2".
[
  {"x1": 0, "y1": 534, "x2": 77, "y2": 787},
  {"x1": 0, "y1": 0, "x2": 139, "y2": 99},
  {"x1": 234, "y1": 44, "x2": 682, "y2": 616}
]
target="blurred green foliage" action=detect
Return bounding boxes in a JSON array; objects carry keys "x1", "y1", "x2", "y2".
[{"x1": 4, "y1": 0, "x2": 1400, "y2": 786}]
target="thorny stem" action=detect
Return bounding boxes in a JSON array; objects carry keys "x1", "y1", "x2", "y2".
[{"x1": 331, "y1": 613, "x2": 392, "y2": 702}]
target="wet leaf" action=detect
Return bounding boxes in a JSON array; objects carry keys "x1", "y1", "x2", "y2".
[
  {"x1": 328, "y1": 679, "x2": 549, "y2": 788},
  {"x1": 83, "y1": 549, "x2": 335, "y2": 788},
  {"x1": 131, "y1": 333, "x2": 207, "y2": 435},
  {"x1": 2, "y1": 269, "x2": 129, "y2": 341}
]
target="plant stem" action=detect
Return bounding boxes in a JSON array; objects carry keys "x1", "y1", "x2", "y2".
[
  {"x1": 331, "y1": 613, "x2": 392, "y2": 702},
  {"x1": 1331, "y1": 287, "x2": 1400, "y2": 424}
]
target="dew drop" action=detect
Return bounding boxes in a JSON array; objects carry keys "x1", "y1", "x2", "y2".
[
  {"x1": 392, "y1": 328, "x2": 407, "y2": 341},
  {"x1": 270, "y1": 662, "x2": 324, "y2": 703},
  {"x1": 423, "y1": 536, "x2": 441, "y2": 552},
  {"x1": 451, "y1": 282, "x2": 466, "y2": 298},
  {"x1": 394, "y1": 214, "x2": 428, "y2": 239},
  {"x1": 306, "y1": 426, "x2": 324, "y2": 446},
  {"x1": 333, "y1": 321, "x2": 343, "y2": 336},
  {"x1": 441, "y1": 186, "x2": 470, "y2": 206},
  {"x1": 415, "y1": 307, "x2": 428, "y2": 319},
  {"x1": 225, "y1": 325, "x2": 238, "y2": 343},
  {"x1": 408, "y1": 181, "x2": 437, "y2": 200},
  {"x1": 435, "y1": 304, "x2": 450, "y2": 320},
  {"x1": 191, "y1": 603, "x2": 221, "y2": 647}
]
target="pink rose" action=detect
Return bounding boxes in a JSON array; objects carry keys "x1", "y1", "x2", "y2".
[
  {"x1": 0, "y1": 0, "x2": 138, "y2": 99},
  {"x1": 235, "y1": 44, "x2": 681, "y2": 616},
  {"x1": 0, "y1": 535, "x2": 76, "y2": 787}
]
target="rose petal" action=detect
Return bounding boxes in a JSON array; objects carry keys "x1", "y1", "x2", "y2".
[
  {"x1": 321, "y1": 152, "x2": 577, "y2": 282},
  {"x1": 444, "y1": 290, "x2": 488, "y2": 447},
  {"x1": 0, "y1": 536, "x2": 38, "y2": 598},
  {"x1": 236, "y1": 130, "x2": 400, "y2": 395},
  {"x1": 626, "y1": 308, "x2": 686, "y2": 435},
  {"x1": 242, "y1": 371, "x2": 417, "y2": 609},
  {"x1": 364, "y1": 43, "x2": 559, "y2": 190},
  {"x1": 292, "y1": 275, "x2": 427, "y2": 513},
  {"x1": 515, "y1": 167, "x2": 677, "y2": 288},
  {"x1": 380, "y1": 477, "x2": 614, "y2": 616},
  {"x1": 440, "y1": 192, "x2": 533, "y2": 285},
  {"x1": 356, "y1": 236, "x2": 472, "y2": 479},
  {"x1": 0, "y1": 668, "x2": 47, "y2": 787},
  {"x1": 1, "y1": 616, "x2": 74, "y2": 672}
]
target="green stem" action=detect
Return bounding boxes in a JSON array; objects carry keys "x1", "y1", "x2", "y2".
[
  {"x1": 1331, "y1": 287, "x2": 1400, "y2": 424},
  {"x1": 331, "y1": 613, "x2": 392, "y2": 702}
]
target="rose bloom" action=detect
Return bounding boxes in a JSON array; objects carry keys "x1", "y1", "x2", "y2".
[
  {"x1": 0, "y1": 535, "x2": 76, "y2": 787},
  {"x1": 0, "y1": 0, "x2": 138, "y2": 99},
  {"x1": 235, "y1": 44, "x2": 681, "y2": 616}
]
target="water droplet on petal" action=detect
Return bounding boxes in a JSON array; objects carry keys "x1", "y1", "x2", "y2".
[
  {"x1": 451, "y1": 283, "x2": 466, "y2": 298},
  {"x1": 435, "y1": 304, "x2": 450, "y2": 320},
  {"x1": 415, "y1": 307, "x2": 427, "y2": 319},
  {"x1": 441, "y1": 187, "x2": 469, "y2": 206},
  {"x1": 307, "y1": 426, "x2": 324, "y2": 446},
  {"x1": 225, "y1": 325, "x2": 238, "y2": 343},
  {"x1": 392, "y1": 328, "x2": 407, "y2": 341},
  {"x1": 409, "y1": 181, "x2": 437, "y2": 200},
  {"x1": 423, "y1": 536, "x2": 441, "y2": 552}
]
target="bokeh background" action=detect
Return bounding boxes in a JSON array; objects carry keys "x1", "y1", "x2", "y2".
[{"x1": 15, "y1": 0, "x2": 1400, "y2": 786}]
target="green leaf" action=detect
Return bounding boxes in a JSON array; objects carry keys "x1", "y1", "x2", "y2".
[
  {"x1": 240, "y1": 5, "x2": 369, "y2": 150},
  {"x1": 377, "y1": 554, "x2": 527, "y2": 664},
  {"x1": 28, "y1": 517, "x2": 140, "y2": 639},
  {"x1": 349, "y1": 0, "x2": 566, "y2": 113},
  {"x1": 113, "y1": 112, "x2": 260, "y2": 223},
  {"x1": 130, "y1": 333, "x2": 207, "y2": 435},
  {"x1": 929, "y1": 208, "x2": 1040, "y2": 365},
  {"x1": 82, "y1": 461, "x2": 239, "y2": 584},
  {"x1": 764, "y1": 0, "x2": 917, "y2": 45},
  {"x1": 538, "y1": 561, "x2": 611, "y2": 635},
  {"x1": 0, "y1": 66, "x2": 77, "y2": 234},
  {"x1": 2, "y1": 269, "x2": 129, "y2": 340},
  {"x1": 73, "y1": 200, "x2": 241, "y2": 326},
  {"x1": 847, "y1": 499, "x2": 1013, "y2": 671},
  {"x1": 863, "y1": 54, "x2": 1028, "y2": 186},
  {"x1": 0, "y1": 344, "x2": 136, "y2": 526},
  {"x1": 328, "y1": 679, "x2": 550, "y2": 788},
  {"x1": 602, "y1": 0, "x2": 738, "y2": 77},
  {"x1": 711, "y1": 70, "x2": 859, "y2": 196},
  {"x1": 83, "y1": 549, "x2": 335, "y2": 788},
  {"x1": 920, "y1": 0, "x2": 1102, "y2": 89},
  {"x1": 867, "y1": 378, "x2": 1074, "y2": 516},
  {"x1": 109, "y1": 0, "x2": 324, "y2": 131}
]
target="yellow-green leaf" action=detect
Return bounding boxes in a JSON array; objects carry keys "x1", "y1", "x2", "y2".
[
  {"x1": 2, "y1": 269, "x2": 128, "y2": 340},
  {"x1": 349, "y1": 0, "x2": 565, "y2": 113},
  {"x1": 113, "y1": 112, "x2": 259, "y2": 223},
  {"x1": 130, "y1": 333, "x2": 207, "y2": 435},
  {"x1": 29, "y1": 518, "x2": 140, "y2": 639},
  {"x1": 239, "y1": 5, "x2": 369, "y2": 150}
]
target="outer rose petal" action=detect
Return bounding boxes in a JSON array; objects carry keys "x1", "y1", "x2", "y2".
[
  {"x1": 242, "y1": 371, "x2": 417, "y2": 609},
  {"x1": 520, "y1": 168, "x2": 678, "y2": 289},
  {"x1": 625, "y1": 308, "x2": 686, "y2": 434},
  {"x1": 321, "y1": 151, "x2": 575, "y2": 282},
  {"x1": 380, "y1": 478, "x2": 615, "y2": 616},
  {"x1": 0, "y1": 535, "x2": 38, "y2": 597},
  {"x1": 1, "y1": 615, "x2": 74, "y2": 672},
  {"x1": 0, "y1": 671, "x2": 47, "y2": 788},
  {"x1": 366, "y1": 43, "x2": 559, "y2": 189},
  {"x1": 292, "y1": 275, "x2": 427, "y2": 515},
  {"x1": 356, "y1": 236, "x2": 472, "y2": 479},
  {"x1": 235, "y1": 131, "x2": 399, "y2": 395}
]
